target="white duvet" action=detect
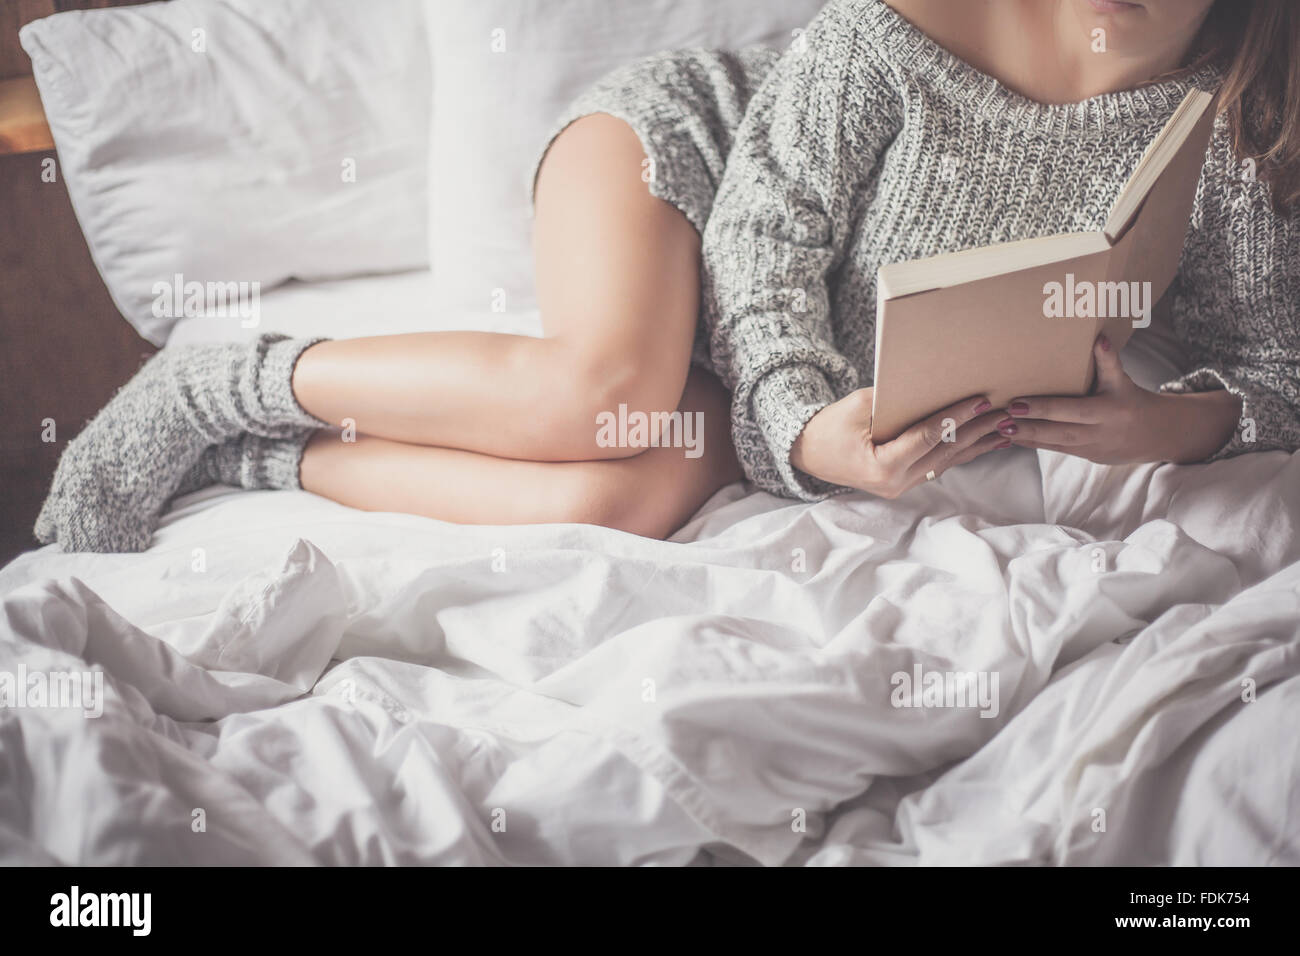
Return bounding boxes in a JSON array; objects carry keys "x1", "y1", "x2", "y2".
[
  {"x1": 1, "y1": 276, "x2": 1297, "y2": 866},
  {"x1": 3, "y1": 443, "x2": 1296, "y2": 866}
]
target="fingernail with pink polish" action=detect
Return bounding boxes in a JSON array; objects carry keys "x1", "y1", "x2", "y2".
[
  {"x1": 974, "y1": 400, "x2": 991, "y2": 414},
  {"x1": 997, "y1": 420, "x2": 1018, "y2": 436},
  {"x1": 996, "y1": 439, "x2": 1012, "y2": 449},
  {"x1": 1009, "y1": 401, "x2": 1029, "y2": 415}
]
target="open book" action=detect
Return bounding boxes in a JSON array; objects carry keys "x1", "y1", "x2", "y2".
[{"x1": 870, "y1": 88, "x2": 1218, "y2": 443}]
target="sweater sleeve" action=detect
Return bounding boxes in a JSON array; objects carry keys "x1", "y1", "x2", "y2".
[
  {"x1": 1158, "y1": 162, "x2": 1300, "y2": 460},
  {"x1": 701, "y1": 3, "x2": 902, "y2": 501}
]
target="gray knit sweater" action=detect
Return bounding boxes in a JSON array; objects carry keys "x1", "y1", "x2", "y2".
[{"x1": 702, "y1": 0, "x2": 1299, "y2": 500}]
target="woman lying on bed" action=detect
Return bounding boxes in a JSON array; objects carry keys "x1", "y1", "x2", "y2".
[{"x1": 37, "y1": 0, "x2": 1300, "y2": 552}]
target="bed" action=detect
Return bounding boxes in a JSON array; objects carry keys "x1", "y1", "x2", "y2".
[
  {"x1": 2, "y1": 266, "x2": 1297, "y2": 866},
  {"x1": 1, "y1": 0, "x2": 1297, "y2": 867}
]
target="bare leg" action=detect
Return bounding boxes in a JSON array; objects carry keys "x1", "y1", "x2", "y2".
[
  {"x1": 291, "y1": 114, "x2": 701, "y2": 462},
  {"x1": 297, "y1": 114, "x2": 739, "y2": 537},
  {"x1": 300, "y1": 368, "x2": 741, "y2": 539}
]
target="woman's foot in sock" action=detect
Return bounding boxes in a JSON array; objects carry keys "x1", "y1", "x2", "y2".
[
  {"x1": 35, "y1": 336, "x2": 325, "y2": 553},
  {"x1": 174, "y1": 429, "x2": 316, "y2": 497}
]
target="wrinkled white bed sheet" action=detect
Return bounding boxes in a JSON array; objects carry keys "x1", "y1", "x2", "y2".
[{"x1": 1, "y1": 272, "x2": 1296, "y2": 865}]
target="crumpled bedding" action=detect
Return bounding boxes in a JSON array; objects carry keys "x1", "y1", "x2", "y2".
[{"x1": 2, "y1": 438, "x2": 1296, "y2": 865}]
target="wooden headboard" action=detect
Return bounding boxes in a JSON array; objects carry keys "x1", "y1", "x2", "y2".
[{"x1": 0, "y1": 0, "x2": 157, "y2": 564}]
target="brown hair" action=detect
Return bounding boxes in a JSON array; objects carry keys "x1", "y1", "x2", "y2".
[{"x1": 1192, "y1": 0, "x2": 1300, "y2": 215}]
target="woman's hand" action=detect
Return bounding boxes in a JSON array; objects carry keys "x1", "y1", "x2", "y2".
[
  {"x1": 1003, "y1": 335, "x2": 1243, "y2": 464},
  {"x1": 791, "y1": 389, "x2": 1009, "y2": 497}
]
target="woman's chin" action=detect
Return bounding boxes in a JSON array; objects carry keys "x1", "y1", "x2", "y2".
[{"x1": 1084, "y1": 0, "x2": 1145, "y2": 15}]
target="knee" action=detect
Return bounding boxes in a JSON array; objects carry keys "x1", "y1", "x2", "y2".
[{"x1": 538, "y1": 343, "x2": 690, "y2": 461}]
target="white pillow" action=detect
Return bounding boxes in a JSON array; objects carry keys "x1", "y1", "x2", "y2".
[
  {"x1": 426, "y1": 0, "x2": 827, "y2": 318},
  {"x1": 21, "y1": 0, "x2": 430, "y2": 346}
]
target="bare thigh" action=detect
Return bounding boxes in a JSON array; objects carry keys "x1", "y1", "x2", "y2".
[
  {"x1": 300, "y1": 366, "x2": 741, "y2": 539},
  {"x1": 290, "y1": 113, "x2": 704, "y2": 463},
  {"x1": 532, "y1": 111, "x2": 702, "y2": 410},
  {"x1": 296, "y1": 113, "x2": 741, "y2": 536}
]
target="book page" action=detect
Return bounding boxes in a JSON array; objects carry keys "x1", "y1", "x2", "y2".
[{"x1": 1101, "y1": 94, "x2": 1219, "y2": 350}]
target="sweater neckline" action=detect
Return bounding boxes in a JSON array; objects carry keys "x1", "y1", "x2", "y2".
[{"x1": 859, "y1": 0, "x2": 1222, "y2": 135}]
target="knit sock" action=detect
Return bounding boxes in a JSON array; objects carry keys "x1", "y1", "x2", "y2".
[
  {"x1": 174, "y1": 429, "x2": 316, "y2": 497},
  {"x1": 35, "y1": 334, "x2": 327, "y2": 553}
]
